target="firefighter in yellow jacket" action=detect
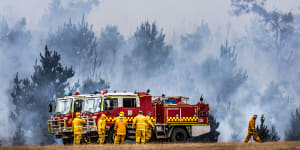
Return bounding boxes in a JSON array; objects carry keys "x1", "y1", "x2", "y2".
[
  {"x1": 97, "y1": 114, "x2": 107, "y2": 144},
  {"x1": 132, "y1": 110, "x2": 154, "y2": 144},
  {"x1": 244, "y1": 114, "x2": 262, "y2": 143},
  {"x1": 72, "y1": 112, "x2": 86, "y2": 144},
  {"x1": 114, "y1": 112, "x2": 128, "y2": 144},
  {"x1": 145, "y1": 112, "x2": 154, "y2": 142}
]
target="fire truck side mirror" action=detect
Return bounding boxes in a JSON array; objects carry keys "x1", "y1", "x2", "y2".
[{"x1": 48, "y1": 103, "x2": 53, "y2": 113}]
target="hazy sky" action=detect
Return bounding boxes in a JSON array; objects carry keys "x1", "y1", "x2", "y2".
[{"x1": 0, "y1": 0, "x2": 298, "y2": 38}]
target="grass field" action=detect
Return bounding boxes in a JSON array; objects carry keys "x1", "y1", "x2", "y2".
[{"x1": 1, "y1": 142, "x2": 300, "y2": 150}]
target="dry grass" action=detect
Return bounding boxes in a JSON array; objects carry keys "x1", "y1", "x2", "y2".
[{"x1": 1, "y1": 141, "x2": 300, "y2": 150}]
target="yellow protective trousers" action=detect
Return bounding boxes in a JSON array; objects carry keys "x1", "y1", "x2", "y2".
[
  {"x1": 73, "y1": 134, "x2": 82, "y2": 144},
  {"x1": 244, "y1": 132, "x2": 262, "y2": 143},
  {"x1": 114, "y1": 134, "x2": 126, "y2": 144},
  {"x1": 136, "y1": 130, "x2": 146, "y2": 144},
  {"x1": 97, "y1": 119, "x2": 106, "y2": 144},
  {"x1": 145, "y1": 129, "x2": 152, "y2": 142},
  {"x1": 97, "y1": 134, "x2": 106, "y2": 144}
]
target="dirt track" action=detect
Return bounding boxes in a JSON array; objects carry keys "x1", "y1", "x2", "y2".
[{"x1": 1, "y1": 142, "x2": 300, "y2": 150}]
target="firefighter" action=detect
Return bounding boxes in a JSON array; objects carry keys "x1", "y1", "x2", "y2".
[
  {"x1": 244, "y1": 114, "x2": 262, "y2": 143},
  {"x1": 132, "y1": 110, "x2": 154, "y2": 144},
  {"x1": 114, "y1": 112, "x2": 127, "y2": 144},
  {"x1": 112, "y1": 111, "x2": 125, "y2": 142},
  {"x1": 145, "y1": 112, "x2": 154, "y2": 142},
  {"x1": 72, "y1": 112, "x2": 86, "y2": 144},
  {"x1": 116, "y1": 111, "x2": 125, "y2": 121},
  {"x1": 97, "y1": 114, "x2": 107, "y2": 144}
]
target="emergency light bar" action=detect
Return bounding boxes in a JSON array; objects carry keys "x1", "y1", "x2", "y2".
[
  {"x1": 72, "y1": 92, "x2": 80, "y2": 95},
  {"x1": 100, "y1": 90, "x2": 107, "y2": 94}
]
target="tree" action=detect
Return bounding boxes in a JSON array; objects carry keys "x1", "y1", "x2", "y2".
[
  {"x1": 231, "y1": 0, "x2": 297, "y2": 66},
  {"x1": 47, "y1": 16, "x2": 97, "y2": 75},
  {"x1": 10, "y1": 73, "x2": 32, "y2": 145},
  {"x1": 125, "y1": 22, "x2": 173, "y2": 77},
  {"x1": 256, "y1": 114, "x2": 280, "y2": 142},
  {"x1": 270, "y1": 125, "x2": 280, "y2": 141},
  {"x1": 97, "y1": 25, "x2": 124, "y2": 71},
  {"x1": 10, "y1": 73, "x2": 24, "y2": 143},
  {"x1": 31, "y1": 45, "x2": 74, "y2": 144},
  {"x1": 180, "y1": 22, "x2": 211, "y2": 52},
  {"x1": 40, "y1": 0, "x2": 99, "y2": 29},
  {"x1": 80, "y1": 78, "x2": 110, "y2": 94},
  {"x1": 68, "y1": 80, "x2": 80, "y2": 93},
  {"x1": 0, "y1": 17, "x2": 31, "y2": 47},
  {"x1": 256, "y1": 115, "x2": 270, "y2": 142},
  {"x1": 10, "y1": 73, "x2": 33, "y2": 114},
  {"x1": 285, "y1": 106, "x2": 300, "y2": 141},
  {"x1": 11, "y1": 73, "x2": 23, "y2": 115},
  {"x1": 12, "y1": 123, "x2": 25, "y2": 146},
  {"x1": 200, "y1": 41, "x2": 248, "y2": 104},
  {"x1": 206, "y1": 114, "x2": 221, "y2": 142},
  {"x1": 10, "y1": 45, "x2": 74, "y2": 145},
  {"x1": 31, "y1": 45, "x2": 74, "y2": 100}
]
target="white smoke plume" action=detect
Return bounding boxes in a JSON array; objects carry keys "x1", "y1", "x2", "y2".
[{"x1": 0, "y1": 0, "x2": 299, "y2": 145}]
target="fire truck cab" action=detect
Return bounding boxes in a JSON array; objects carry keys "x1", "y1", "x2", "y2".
[
  {"x1": 48, "y1": 92, "x2": 85, "y2": 144},
  {"x1": 81, "y1": 92, "x2": 141, "y2": 143}
]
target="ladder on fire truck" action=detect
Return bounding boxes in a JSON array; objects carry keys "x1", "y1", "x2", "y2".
[{"x1": 155, "y1": 124, "x2": 167, "y2": 139}]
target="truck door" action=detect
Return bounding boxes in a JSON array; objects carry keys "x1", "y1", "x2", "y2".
[
  {"x1": 71, "y1": 99, "x2": 83, "y2": 119},
  {"x1": 122, "y1": 97, "x2": 137, "y2": 122},
  {"x1": 74, "y1": 100, "x2": 83, "y2": 113}
]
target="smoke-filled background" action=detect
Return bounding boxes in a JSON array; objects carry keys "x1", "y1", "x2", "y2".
[{"x1": 0, "y1": 0, "x2": 300, "y2": 145}]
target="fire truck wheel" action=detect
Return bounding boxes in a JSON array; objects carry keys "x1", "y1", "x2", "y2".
[
  {"x1": 106, "y1": 124, "x2": 115, "y2": 143},
  {"x1": 170, "y1": 128, "x2": 187, "y2": 142},
  {"x1": 62, "y1": 138, "x2": 73, "y2": 145}
]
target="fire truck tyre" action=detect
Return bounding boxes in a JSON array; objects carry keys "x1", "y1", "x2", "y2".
[
  {"x1": 170, "y1": 128, "x2": 187, "y2": 142},
  {"x1": 63, "y1": 138, "x2": 73, "y2": 145},
  {"x1": 106, "y1": 124, "x2": 115, "y2": 143},
  {"x1": 148, "y1": 128, "x2": 155, "y2": 142},
  {"x1": 107, "y1": 130, "x2": 115, "y2": 143}
]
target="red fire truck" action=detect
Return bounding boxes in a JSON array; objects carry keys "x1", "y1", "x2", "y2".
[
  {"x1": 48, "y1": 92, "x2": 86, "y2": 144},
  {"x1": 82, "y1": 90, "x2": 210, "y2": 143}
]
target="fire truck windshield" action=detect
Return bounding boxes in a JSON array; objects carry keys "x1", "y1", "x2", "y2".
[
  {"x1": 55, "y1": 99, "x2": 72, "y2": 114},
  {"x1": 82, "y1": 98, "x2": 101, "y2": 113}
]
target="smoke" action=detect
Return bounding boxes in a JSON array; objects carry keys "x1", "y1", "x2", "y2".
[
  {"x1": 0, "y1": 0, "x2": 100, "y2": 145},
  {"x1": 0, "y1": 0, "x2": 299, "y2": 145},
  {"x1": 40, "y1": 0, "x2": 99, "y2": 30}
]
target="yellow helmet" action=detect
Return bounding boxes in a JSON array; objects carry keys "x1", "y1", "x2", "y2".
[
  {"x1": 76, "y1": 112, "x2": 81, "y2": 118},
  {"x1": 101, "y1": 114, "x2": 107, "y2": 119},
  {"x1": 119, "y1": 112, "x2": 124, "y2": 117}
]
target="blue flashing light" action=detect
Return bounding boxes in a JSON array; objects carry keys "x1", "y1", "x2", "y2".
[
  {"x1": 162, "y1": 99, "x2": 176, "y2": 104},
  {"x1": 66, "y1": 92, "x2": 72, "y2": 96},
  {"x1": 93, "y1": 90, "x2": 99, "y2": 94}
]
